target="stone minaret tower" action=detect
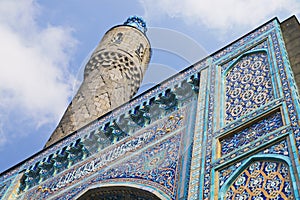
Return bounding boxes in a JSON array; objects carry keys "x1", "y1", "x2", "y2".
[{"x1": 45, "y1": 16, "x2": 151, "y2": 147}]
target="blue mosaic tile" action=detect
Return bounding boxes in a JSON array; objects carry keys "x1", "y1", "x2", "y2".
[
  {"x1": 225, "y1": 160, "x2": 294, "y2": 199},
  {"x1": 219, "y1": 140, "x2": 290, "y2": 188},
  {"x1": 225, "y1": 52, "x2": 274, "y2": 123},
  {"x1": 220, "y1": 110, "x2": 283, "y2": 156}
]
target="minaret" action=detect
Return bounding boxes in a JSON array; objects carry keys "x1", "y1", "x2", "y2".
[{"x1": 45, "y1": 16, "x2": 151, "y2": 147}]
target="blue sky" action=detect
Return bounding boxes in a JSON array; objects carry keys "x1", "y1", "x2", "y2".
[{"x1": 0, "y1": 0, "x2": 299, "y2": 172}]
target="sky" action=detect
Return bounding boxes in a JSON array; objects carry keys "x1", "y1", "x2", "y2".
[{"x1": 0, "y1": 0, "x2": 299, "y2": 173}]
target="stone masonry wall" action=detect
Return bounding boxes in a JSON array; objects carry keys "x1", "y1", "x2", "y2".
[{"x1": 281, "y1": 16, "x2": 300, "y2": 94}]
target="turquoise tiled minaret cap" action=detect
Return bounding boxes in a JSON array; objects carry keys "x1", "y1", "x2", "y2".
[{"x1": 124, "y1": 16, "x2": 147, "y2": 33}]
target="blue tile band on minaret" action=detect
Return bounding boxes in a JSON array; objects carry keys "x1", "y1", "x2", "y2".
[{"x1": 124, "y1": 16, "x2": 147, "y2": 33}]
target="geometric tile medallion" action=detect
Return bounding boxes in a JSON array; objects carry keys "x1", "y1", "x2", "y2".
[
  {"x1": 225, "y1": 160, "x2": 294, "y2": 199},
  {"x1": 225, "y1": 52, "x2": 274, "y2": 123}
]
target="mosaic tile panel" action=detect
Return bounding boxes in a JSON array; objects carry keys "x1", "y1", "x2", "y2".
[
  {"x1": 220, "y1": 110, "x2": 283, "y2": 156},
  {"x1": 225, "y1": 160, "x2": 294, "y2": 199},
  {"x1": 216, "y1": 127, "x2": 290, "y2": 167},
  {"x1": 219, "y1": 140, "x2": 290, "y2": 188},
  {"x1": 0, "y1": 180, "x2": 11, "y2": 199},
  {"x1": 21, "y1": 101, "x2": 195, "y2": 200},
  {"x1": 22, "y1": 112, "x2": 184, "y2": 196},
  {"x1": 215, "y1": 99, "x2": 283, "y2": 137},
  {"x1": 225, "y1": 51, "x2": 274, "y2": 123},
  {"x1": 33, "y1": 131, "x2": 183, "y2": 200}
]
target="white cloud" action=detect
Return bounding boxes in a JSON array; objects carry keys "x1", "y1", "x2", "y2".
[
  {"x1": 140, "y1": 0, "x2": 300, "y2": 32},
  {"x1": 0, "y1": 0, "x2": 78, "y2": 145}
]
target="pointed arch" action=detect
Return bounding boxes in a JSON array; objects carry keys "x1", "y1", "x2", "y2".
[
  {"x1": 219, "y1": 154, "x2": 299, "y2": 200},
  {"x1": 223, "y1": 49, "x2": 268, "y2": 74},
  {"x1": 74, "y1": 181, "x2": 170, "y2": 200}
]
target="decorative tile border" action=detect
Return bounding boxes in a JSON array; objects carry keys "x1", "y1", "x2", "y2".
[
  {"x1": 202, "y1": 63, "x2": 216, "y2": 200},
  {"x1": 271, "y1": 25, "x2": 300, "y2": 154},
  {"x1": 187, "y1": 68, "x2": 209, "y2": 199}
]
